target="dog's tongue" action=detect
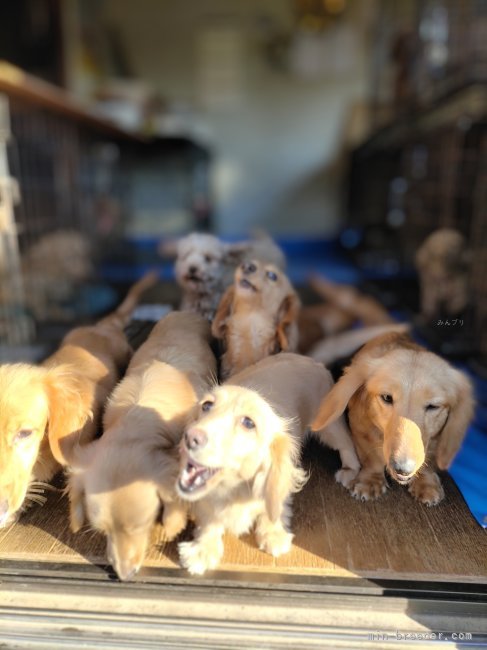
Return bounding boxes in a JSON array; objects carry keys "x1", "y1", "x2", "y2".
[{"x1": 179, "y1": 460, "x2": 215, "y2": 492}]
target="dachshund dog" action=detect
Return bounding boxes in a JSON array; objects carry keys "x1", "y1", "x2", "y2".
[
  {"x1": 312, "y1": 332, "x2": 474, "y2": 505},
  {"x1": 68, "y1": 312, "x2": 217, "y2": 581},
  {"x1": 415, "y1": 228, "x2": 470, "y2": 319},
  {"x1": 170, "y1": 232, "x2": 286, "y2": 321},
  {"x1": 0, "y1": 273, "x2": 156, "y2": 528},
  {"x1": 176, "y1": 352, "x2": 360, "y2": 574},
  {"x1": 212, "y1": 260, "x2": 300, "y2": 379}
]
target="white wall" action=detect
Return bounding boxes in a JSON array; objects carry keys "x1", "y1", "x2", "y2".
[{"x1": 100, "y1": 0, "x2": 374, "y2": 237}]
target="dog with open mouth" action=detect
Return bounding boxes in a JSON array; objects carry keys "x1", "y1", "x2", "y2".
[
  {"x1": 68, "y1": 312, "x2": 217, "y2": 581},
  {"x1": 212, "y1": 259, "x2": 300, "y2": 380},
  {"x1": 176, "y1": 352, "x2": 360, "y2": 575},
  {"x1": 311, "y1": 332, "x2": 475, "y2": 505}
]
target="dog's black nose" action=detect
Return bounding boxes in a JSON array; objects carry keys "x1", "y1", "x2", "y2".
[
  {"x1": 189, "y1": 265, "x2": 197, "y2": 274},
  {"x1": 241, "y1": 261, "x2": 257, "y2": 274},
  {"x1": 185, "y1": 428, "x2": 208, "y2": 450},
  {"x1": 390, "y1": 459, "x2": 414, "y2": 477}
]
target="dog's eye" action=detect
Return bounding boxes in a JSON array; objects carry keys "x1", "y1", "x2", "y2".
[
  {"x1": 201, "y1": 400, "x2": 214, "y2": 412},
  {"x1": 204, "y1": 255, "x2": 214, "y2": 263},
  {"x1": 241, "y1": 416, "x2": 255, "y2": 430},
  {"x1": 266, "y1": 270, "x2": 278, "y2": 282},
  {"x1": 15, "y1": 429, "x2": 33, "y2": 442},
  {"x1": 425, "y1": 403, "x2": 440, "y2": 411},
  {"x1": 380, "y1": 394, "x2": 394, "y2": 405}
]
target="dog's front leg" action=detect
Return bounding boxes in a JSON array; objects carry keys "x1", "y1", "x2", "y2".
[
  {"x1": 255, "y1": 504, "x2": 293, "y2": 557},
  {"x1": 349, "y1": 425, "x2": 388, "y2": 501},
  {"x1": 178, "y1": 522, "x2": 225, "y2": 575},
  {"x1": 316, "y1": 416, "x2": 361, "y2": 489},
  {"x1": 161, "y1": 500, "x2": 189, "y2": 541}
]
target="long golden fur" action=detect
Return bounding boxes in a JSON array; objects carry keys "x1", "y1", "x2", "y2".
[
  {"x1": 69, "y1": 311, "x2": 217, "y2": 581},
  {"x1": 311, "y1": 332, "x2": 475, "y2": 505},
  {"x1": 212, "y1": 260, "x2": 300, "y2": 379},
  {"x1": 176, "y1": 352, "x2": 359, "y2": 575},
  {"x1": 0, "y1": 273, "x2": 156, "y2": 528}
]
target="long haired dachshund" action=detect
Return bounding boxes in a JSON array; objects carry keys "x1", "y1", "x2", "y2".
[
  {"x1": 176, "y1": 352, "x2": 359, "y2": 574},
  {"x1": 68, "y1": 312, "x2": 217, "y2": 581},
  {"x1": 0, "y1": 273, "x2": 156, "y2": 527},
  {"x1": 311, "y1": 332, "x2": 474, "y2": 505},
  {"x1": 212, "y1": 259, "x2": 300, "y2": 379}
]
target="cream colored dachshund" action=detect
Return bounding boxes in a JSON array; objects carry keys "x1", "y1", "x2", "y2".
[{"x1": 176, "y1": 352, "x2": 360, "y2": 575}]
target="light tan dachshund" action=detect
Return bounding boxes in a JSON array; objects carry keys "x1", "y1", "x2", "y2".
[
  {"x1": 312, "y1": 332, "x2": 475, "y2": 505},
  {"x1": 176, "y1": 352, "x2": 360, "y2": 575},
  {"x1": 212, "y1": 260, "x2": 300, "y2": 379},
  {"x1": 69, "y1": 312, "x2": 217, "y2": 581},
  {"x1": 0, "y1": 273, "x2": 156, "y2": 528}
]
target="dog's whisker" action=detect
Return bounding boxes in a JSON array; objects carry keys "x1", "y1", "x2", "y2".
[
  {"x1": 25, "y1": 494, "x2": 47, "y2": 506},
  {"x1": 29, "y1": 480, "x2": 52, "y2": 489}
]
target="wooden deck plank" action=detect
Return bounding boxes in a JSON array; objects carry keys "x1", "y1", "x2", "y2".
[{"x1": 1, "y1": 439, "x2": 486, "y2": 582}]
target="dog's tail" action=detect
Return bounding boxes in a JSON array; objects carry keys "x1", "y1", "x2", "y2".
[
  {"x1": 115, "y1": 271, "x2": 159, "y2": 323},
  {"x1": 98, "y1": 271, "x2": 159, "y2": 330},
  {"x1": 309, "y1": 323, "x2": 410, "y2": 366}
]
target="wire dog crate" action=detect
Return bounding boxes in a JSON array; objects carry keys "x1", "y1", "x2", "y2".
[
  {"x1": 0, "y1": 63, "x2": 212, "y2": 357},
  {"x1": 348, "y1": 87, "x2": 487, "y2": 360},
  {"x1": 0, "y1": 93, "x2": 129, "y2": 354}
]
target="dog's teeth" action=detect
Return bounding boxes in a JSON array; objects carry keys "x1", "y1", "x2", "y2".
[{"x1": 194, "y1": 474, "x2": 204, "y2": 487}]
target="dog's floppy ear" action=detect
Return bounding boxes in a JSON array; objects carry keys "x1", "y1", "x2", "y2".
[
  {"x1": 44, "y1": 366, "x2": 96, "y2": 467},
  {"x1": 311, "y1": 362, "x2": 367, "y2": 431},
  {"x1": 212, "y1": 286, "x2": 235, "y2": 339},
  {"x1": 436, "y1": 369, "x2": 475, "y2": 470},
  {"x1": 221, "y1": 242, "x2": 248, "y2": 267},
  {"x1": 263, "y1": 434, "x2": 307, "y2": 523},
  {"x1": 275, "y1": 292, "x2": 301, "y2": 352}
]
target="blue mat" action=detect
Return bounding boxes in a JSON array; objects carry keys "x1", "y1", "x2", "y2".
[
  {"x1": 449, "y1": 367, "x2": 487, "y2": 528},
  {"x1": 450, "y1": 425, "x2": 487, "y2": 528}
]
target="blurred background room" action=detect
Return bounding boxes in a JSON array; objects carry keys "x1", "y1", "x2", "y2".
[{"x1": 0, "y1": 0, "x2": 486, "y2": 370}]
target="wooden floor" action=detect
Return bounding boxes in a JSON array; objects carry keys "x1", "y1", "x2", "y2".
[{"x1": 1, "y1": 440, "x2": 486, "y2": 583}]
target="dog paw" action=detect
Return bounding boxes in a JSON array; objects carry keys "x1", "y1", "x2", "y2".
[
  {"x1": 258, "y1": 529, "x2": 293, "y2": 557},
  {"x1": 408, "y1": 476, "x2": 444, "y2": 506},
  {"x1": 335, "y1": 467, "x2": 360, "y2": 489},
  {"x1": 350, "y1": 473, "x2": 387, "y2": 501},
  {"x1": 178, "y1": 539, "x2": 223, "y2": 575}
]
